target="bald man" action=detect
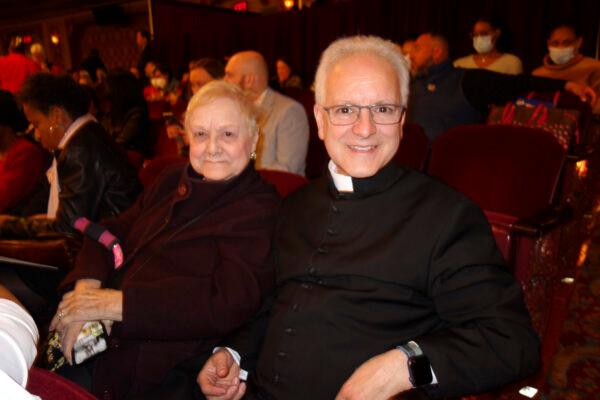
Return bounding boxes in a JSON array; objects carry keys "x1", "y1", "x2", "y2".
[
  {"x1": 407, "y1": 32, "x2": 597, "y2": 141},
  {"x1": 225, "y1": 51, "x2": 309, "y2": 175}
]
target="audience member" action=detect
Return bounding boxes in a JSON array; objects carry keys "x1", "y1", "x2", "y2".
[
  {"x1": 274, "y1": 57, "x2": 303, "y2": 90},
  {"x1": 533, "y1": 23, "x2": 600, "y2": 114},
  {"x1": 29, "y1": 43, "x2": 49, "y2": 72},
  {"x1": 0, "y1": 90, "x2": 48, "y2": 215},
  {"x1": 102, "y1": 70, "x2": 150, "y2": 156},
  {"x1": 167, "y1": 58, "x2": 225, "y2": 155},
  {"x1": 0, "y1": 284, "x2": 40, "y2": 399},
  {"x1": 0, "y1": 36, "x2": 40, "y2": 94},
  {"x1": 80, "y1": 49, "x2": 107, "y2": 86},
  {"x1": 225, "y1": 50, "x2": 309, "y2": 175},
  {"x1": 51, "y1": 80, "x2": 280, "y2": 399},
  {"x1": 198, "y1": 35, "x2": 540, "y2": 400},
  {"x1": 144, "y1": 62, "x2": 181, "y2": 105},
  {"x1": 408, "y1": 32, "x2": 596, "y2": 141},
  {"x1": 0, "y1": 73, "x2": 140, "y2": 238},
  {"x1": 454, "y1": 17, "x2": 523, "y2": 75},
  {"x1": 134, "y1": 29, "x2": 152, "y2": 84}
]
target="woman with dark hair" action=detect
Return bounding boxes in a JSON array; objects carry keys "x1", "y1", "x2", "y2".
[
  {"x1": 0, "y1": 89, "x2": 48, "y2": 215},
  {"x1": 454, "y1": 17, "x2": 523, "y2": 75},
  {"x1": 274, "y1": 57, "x2": 303, "y2": 89},
  {"x1": 0, "y1": 73, "x2": 141, "y2": 238},
  {"x1": 102, "y1": 70, "x2": 150, "y2": 156}
]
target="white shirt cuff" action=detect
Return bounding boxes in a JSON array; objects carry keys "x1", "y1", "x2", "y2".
[{"x1": 213, "y1": 347, "x2": 248, "y2": 381}]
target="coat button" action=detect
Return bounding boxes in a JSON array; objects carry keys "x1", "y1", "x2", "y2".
[
  {"x1": 317, "y1": 247, "x2": 327, "y2": 254},
  {"x1": 326, "y1": 227, "x2": 336, "y2": 235},
  {"x1": 177, "y1": 183, "x2": 188, "y2": 196},
  {"x1": 292, "y1": 303, "x2": 299, "y2": 311},
  {"x1": 277, "y1": 351, "x2": 287, "y2": 358},
  {"x1": 274, "y1": 373, "x2": 280, "y2": 383},
  {"x1": 309, "y1": 266, "x2": 316, "y2": 274},
  {"x1": 285, "y1": 327, "x2": 294, "y2": 334},
  {"x1": 330, "y1": 204, "x2": 339, "y2": 213}
]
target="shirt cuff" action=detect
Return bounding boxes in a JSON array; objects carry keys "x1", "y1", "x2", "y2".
[{"x1": 213, "y1": 347, "x2": 248, "y2": 381}]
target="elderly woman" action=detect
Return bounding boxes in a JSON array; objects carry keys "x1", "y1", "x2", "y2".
[
  {"x1": 51, "y1": 80, "x2": 280, "y2": 399},
  {"x1": 0, "y1": 73, "x2": 140, "y2": 238}
]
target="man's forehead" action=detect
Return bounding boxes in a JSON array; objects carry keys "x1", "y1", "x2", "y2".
[{"x1": 550, "y1": 27, "x2": 576, "y2": 40}]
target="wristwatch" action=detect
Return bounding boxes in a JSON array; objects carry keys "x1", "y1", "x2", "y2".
[{"x1": 396, "y1": 341, "x2": 433, "y2": 388}]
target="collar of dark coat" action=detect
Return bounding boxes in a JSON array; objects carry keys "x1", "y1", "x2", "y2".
[
  {"x1": 327, "y1": 161, "x2": 406, "y2": 200},
  {"x1": 174, "y1": 160, "x2": 259, "y2": 204}
]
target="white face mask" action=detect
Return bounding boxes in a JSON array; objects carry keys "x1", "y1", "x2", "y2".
[
  {"x1": 473, "y1": 35, "x2": 494, "y2": 54},
  {"x1": 548, "y1": 46, "x2": 576, "y2": 65},
  {"x1": 151, "y1": 77, "x2": 167, "y2": 89}
]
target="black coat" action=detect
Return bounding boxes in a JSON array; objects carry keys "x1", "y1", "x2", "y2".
[
  {"x1": 0, "y1": 121, "x2": 141, "y2": 238},
  {"x1": 229, "y1": 162, "x2": 540, "y2": 399}
]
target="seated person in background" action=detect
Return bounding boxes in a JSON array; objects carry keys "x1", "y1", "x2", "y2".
[
  {"x1": 0, "y1": 90, "x2": 49, "y2": 216},
  {"x1": 167, "y1": 58, "x2": 225, "y2": 156},
  {"x1": 0, "y1": 73, "x2": 141, "y2": 238},
  {"x1": 225, "y1": 50, "x2": 309, "y2": 175},
  {"x1": 101, "y1": 70, "x2": 150, "y2": 157},
  {"x1": 533, "y1": 23, "x2": 600, "y2": 114},
  {"x1": 408, "y1": 32, "x2": 596, "y2": 141},
  {"x1": 144, "y1": 62, "x2": 181, "y2": 105},
  {"x1": 454, "y1": 17, "x2": 522, "y2": 75},
  {"x1": 274, "y1": 57, "x2": 303, "y2": 90},
  {"x1": 0, "y1": 284, "x2": 39, "y2": 399},
  {"x1": 198, "y1": 35, "x2": 540, "y2": 400},
  {"x1": 50, "y1": 80, "x2": 280, "y2": 399}
]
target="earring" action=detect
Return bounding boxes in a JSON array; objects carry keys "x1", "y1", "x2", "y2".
[
  {"x1": 250, "y1": 151, "x2": 257, "y2": 160},
  {"x1": 49, "y1": 125, "x2": 55, "y2": 134}
]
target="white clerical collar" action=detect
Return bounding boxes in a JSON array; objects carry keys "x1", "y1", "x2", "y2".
[
  {"x1": 254, "y1": 89, "x2": 267, "y2": 106},
  {"x1": 328, "y1": 160, "x2": 354, "y2": 193},
  {"x1": 57, "y1": 114, "x2": 96, "y2": 150}
]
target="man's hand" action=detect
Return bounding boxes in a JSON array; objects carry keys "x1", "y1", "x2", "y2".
[
  {"x1": 336, "y1": 349, "x2": 412, "y2": 400},
  {"x1": 197, "y1": 349, "x2": 246, "y2": 400},
  {"x1": 565, "y1": 81, "x2": 597, "y2": 106}
]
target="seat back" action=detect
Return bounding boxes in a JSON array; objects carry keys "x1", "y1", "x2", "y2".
[
  {"x1": 394, "y1": 122, "x2": 429, "y2": 171},
  {"x1": 139, "y1": 155, "x2": 187, "y2": 189},
  {"x1": 27, "y1": 367, "x2": 96, "y2": 400},
  {"x1": 428, "y1": 124, "x2": 566, "y2": 219},
  {"x1": 258, "y1": 169, "x2": 308, "y2": 197}
]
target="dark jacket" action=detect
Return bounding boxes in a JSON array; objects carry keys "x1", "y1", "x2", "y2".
[
  {"x1": 229, "y1": 162, "x2": 540, "y2": 399},
  {"x1": 61, "y1": 162, "x2": 280, "y2": 399},
  {"x1": 0, "y1": 121, "x2": 141, "y2": 238},
  {"x1": 101, "y1": 105, "x2": 150, "y2": 157}
]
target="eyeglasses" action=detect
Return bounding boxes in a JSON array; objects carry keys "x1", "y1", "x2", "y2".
[{"x1": 322, "y1": 104, "x2": 405, "y2": 125}]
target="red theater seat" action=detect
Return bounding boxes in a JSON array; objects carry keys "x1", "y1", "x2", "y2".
[
  {"x1": 27, "y1": 367, "x2": 96, "y2": 400},
  {"x1": 258, "y1": 169, "x2": 308, "y2": 197},
  {"x1": 428, "y1": 124, "x2": 567, "y2": 338}
]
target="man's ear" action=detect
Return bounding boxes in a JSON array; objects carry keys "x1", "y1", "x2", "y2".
[
  {"x1": 243, "y1": 74, "x2": 255, "y2": 91},
  {"x1": 48, "y1": 106, "x2": 63, "y2": 125},
  {"x1": 398, "y1": 110, "x2": 406, "y2": 142},
  {"x1": 575, "y1": 37, "x2": 583, "y2": 52},
  {"x1": 314, "y1": 104, "x2": 326, "y2": 141}
]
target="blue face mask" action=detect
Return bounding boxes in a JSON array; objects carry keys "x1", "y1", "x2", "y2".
[{"x1": 548, "y1": 46, "x2": 576, "y2": 65}]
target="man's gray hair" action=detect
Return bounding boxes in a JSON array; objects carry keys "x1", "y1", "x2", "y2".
[{"x1": 314, "y1": 35, "x2": 410, "y2": 107}]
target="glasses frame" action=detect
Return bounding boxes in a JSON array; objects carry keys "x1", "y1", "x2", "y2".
[{"x1": 321, "y1": 104, "x2": 405, "y2": 126}]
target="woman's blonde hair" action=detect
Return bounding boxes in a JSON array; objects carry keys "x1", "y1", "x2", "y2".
[{"x1": 184, "y1": 80, "x2": 260, "y2": 137}]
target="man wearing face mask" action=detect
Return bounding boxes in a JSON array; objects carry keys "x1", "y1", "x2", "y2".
[
  {"x1": 454, "y1": 18, "x2": 522, "y2": 75},
  {"x1": 408, "y1": 32, "x2": 597, "y2": 141},
  {"x1": 533, "y1": 24, "x2": 600, "y2": 114}
]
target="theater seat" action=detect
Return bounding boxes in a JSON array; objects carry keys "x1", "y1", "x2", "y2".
[
  {"x1": 138, "y1": 155, "x2": 187, "y2": 189},
  {"x1": 428, "y1": 125, "x2": 567, "y2": 334},
  {"x1": 258, "y1": 169, "x2": 308, "y2": 197},
  {"x1": 27, "y1": 367, "x2": 96, "y2": 400},
  {"x1": 394, "y1": 122, "x2": 429, "y2": 171}
]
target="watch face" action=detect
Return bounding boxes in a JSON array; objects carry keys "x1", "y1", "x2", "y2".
[{"x1": 409, "y1": 356, "x2": 433, "y2": 387}]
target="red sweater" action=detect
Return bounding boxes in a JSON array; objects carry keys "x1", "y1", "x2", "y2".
[
  {"x1": 0, "y1": 137, "x2": 46, "y2": 213},
  {"x1": 0, "y1": 53, "x2": 40, "y2": 94}
]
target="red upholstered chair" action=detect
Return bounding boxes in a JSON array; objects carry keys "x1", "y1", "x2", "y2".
[
  {"x1": 149, "y1": 120, "x2": 179, "y2": 159},
  {"x1": 427, "y1": 124, "x2": 568, "y2": 339},
  {"x1": 258, "y1": 169, "x2": 308, "y2": 198},
  {"x1": 138, "y1": 155, "x2": 187, "y2": 189},
  {"x1": 27, "y1": 367, "x2": 96, "y2": 400},
  {"x1": 394, "y1": 122, "x2": 429, "y2": 171}
]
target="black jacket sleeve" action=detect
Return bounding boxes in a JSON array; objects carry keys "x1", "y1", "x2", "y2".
[{"x1": 462, "y1": 69, "x2": 567, "y2": 114}]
